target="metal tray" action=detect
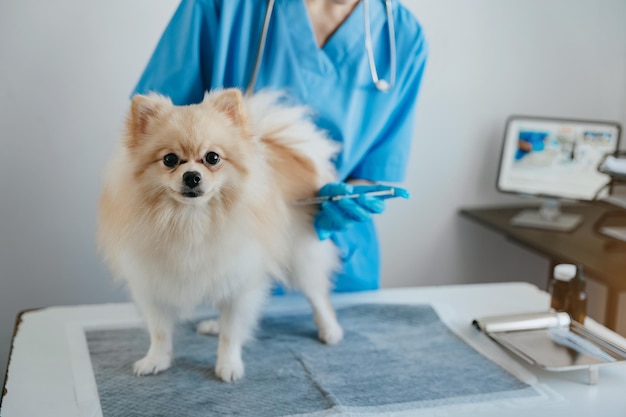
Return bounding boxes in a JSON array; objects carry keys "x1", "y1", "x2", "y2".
[{"x1": 473, "y1": 311, "x2": 626, "y2": 383}]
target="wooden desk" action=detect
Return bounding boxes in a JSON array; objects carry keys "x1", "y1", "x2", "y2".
[{"x1": 460, "y1": 202, "x2": 626, "y2": 330}]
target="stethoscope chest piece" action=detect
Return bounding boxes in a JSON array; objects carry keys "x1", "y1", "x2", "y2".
[{"x1": 375, "y1": 79, "x2": 391, "y2": 92}]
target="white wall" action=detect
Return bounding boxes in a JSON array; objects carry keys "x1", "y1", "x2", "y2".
[{"x1": 1, "y1": 0, "x2": 625, "y2": 384}]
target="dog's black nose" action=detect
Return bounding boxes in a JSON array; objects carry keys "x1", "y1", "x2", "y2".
[{"x1": 183, "y1": 171, "x2": 202, "y2": 188}]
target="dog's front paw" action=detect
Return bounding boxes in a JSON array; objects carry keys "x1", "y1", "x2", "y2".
[
  {"x1": 319, "y1": 322, "x2": 344, "y2": 345},
  {"x1": 197, "y1": 319, "x2": 220, "y2": 335},
  {"x1": 133, "y1": 354, "x2": 172, "y2": 376},
  {"x1": 215, "y1": 358, "x2": 245, "y2": 382}
]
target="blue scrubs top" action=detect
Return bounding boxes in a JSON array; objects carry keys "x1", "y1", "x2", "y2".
[{"x1": 133, "y1": 0, "x2": 428, "y2": 292}]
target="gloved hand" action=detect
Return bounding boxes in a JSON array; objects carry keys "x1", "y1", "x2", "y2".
[{"x1": 313, "y1": 182, "x2": 410, "y2": 240}]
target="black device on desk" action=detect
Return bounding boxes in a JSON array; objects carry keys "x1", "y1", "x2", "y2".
[{"x1": 496, "y1": 116, "x2": 621, "y2": 232}]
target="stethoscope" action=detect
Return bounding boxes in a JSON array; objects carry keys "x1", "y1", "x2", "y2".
[{"x1": 246, "y1": 0, "x2": 397, "y2": 95}]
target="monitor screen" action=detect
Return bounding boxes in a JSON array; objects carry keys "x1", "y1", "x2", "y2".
[{"x1": 497, "y1": 116, "x2": 621, "y2": 201}]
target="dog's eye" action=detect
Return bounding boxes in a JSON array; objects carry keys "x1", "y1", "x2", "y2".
[
  {"x1": 205, "y1": 152, "x2": 220, "y2": 166},
  {"x1": 163, "y1": 153, "x2": 179, "y2": 168}
]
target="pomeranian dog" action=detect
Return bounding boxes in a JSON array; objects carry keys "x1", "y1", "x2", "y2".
[{"x1": 98, "y1": 88, "x2": 343, "y2": 382}]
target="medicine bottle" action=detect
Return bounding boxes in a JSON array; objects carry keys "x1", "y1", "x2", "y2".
[
  {"x1": 550, "y1": 264, "x2": 576, "y2": 313},
  {"x1": 568, "y1": 265, "x2": 588, "y2": 324}
]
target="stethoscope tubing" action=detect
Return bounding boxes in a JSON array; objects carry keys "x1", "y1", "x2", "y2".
[
  {"x1": 247, "y1": 0, "x2": 396, "y2": 95},
  {"x1": 246, "y1": 0, "x2": 276, "y2": 96},
  {"x1": 363, "y1": 0, "x2": 395, "y2": 92}
]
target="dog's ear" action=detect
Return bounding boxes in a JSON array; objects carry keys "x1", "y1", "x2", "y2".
[
  {"x1": 126, "y1": 94, "x2": 171, "y2": 146},
  {"x1": 210, "y1": 89, "x2": 245, "y2": 126}
]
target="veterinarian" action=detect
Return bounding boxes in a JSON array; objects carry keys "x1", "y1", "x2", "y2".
[{"x1": 133, "y1": 0, "x2": 428, "y2": 292}]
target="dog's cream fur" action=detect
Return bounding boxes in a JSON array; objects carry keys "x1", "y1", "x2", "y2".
[{"x1": 98, "y1": 89, "x2": 342, "y2": 381}]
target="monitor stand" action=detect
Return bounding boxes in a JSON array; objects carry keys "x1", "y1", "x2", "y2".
[{"x1": 510, "y1": 198, "x2": 583, "y2": 232}]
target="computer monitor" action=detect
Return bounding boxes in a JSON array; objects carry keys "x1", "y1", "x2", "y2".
[{"x1": 496, "y1": 116, "x2": 621, "y2": 231}]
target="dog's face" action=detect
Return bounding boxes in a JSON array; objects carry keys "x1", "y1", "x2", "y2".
[{"x1": 124, "y1": 90, "x2": 253, "y2": 205}]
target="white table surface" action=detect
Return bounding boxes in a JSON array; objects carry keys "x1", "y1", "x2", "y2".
[{"x1": 2, "y1": 282, "x2": 626, "y2": 417}]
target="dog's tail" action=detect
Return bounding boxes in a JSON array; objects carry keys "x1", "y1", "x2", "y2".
[{"x1": 244, "y1": 90, "x2": 340, "y2": 188}]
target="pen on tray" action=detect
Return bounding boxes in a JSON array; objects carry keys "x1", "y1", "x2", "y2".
[{"x1": 293, "y1": 189, "x2": 395, "y2": 206}]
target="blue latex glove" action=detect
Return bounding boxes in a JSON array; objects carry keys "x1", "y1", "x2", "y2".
[{"x1": 313, "y1": 182, "x2": 410, "y2": 240}]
